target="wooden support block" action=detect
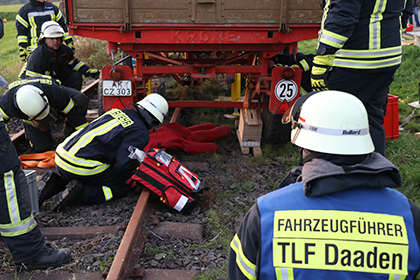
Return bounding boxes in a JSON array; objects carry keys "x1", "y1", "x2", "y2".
[
  {"x1": 414, "y1": 132, "x2": 420, "y2": 138},
  {"x1": 237, "y1": 108, "x2": 262, "y2": 141}
]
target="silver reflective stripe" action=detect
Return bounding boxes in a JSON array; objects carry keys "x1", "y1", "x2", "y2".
[
  {"x1": 27, "y1": 10, "x2": 55, "y2": 18},
  {"x1": 4, "y1": 171, "x2": 19, "y2": 223},
  {"x1": 102, "y1": 186, "x2": 113, "y2": 201},
  {"x1": 298, "y1": 122, "x2": 369, "y2": 136},
  {"x1": 0, "y1": 217, "x2": 36, "y2": 234},
  {"x1": 336, "y1": 46, "x2": 402, "y2": 58},
  {"x1": 231, "y1": 235, "x2": 257, "y2": 279},
  {"x1": 280, "y1": 267, "x2": 289, "y2": 280},
  {"x1": 333, "y1": 56, "x2": 401, "y2": 69},
  {"x1": 320, "y1": 32, "x2": 346, "y2": 48}
]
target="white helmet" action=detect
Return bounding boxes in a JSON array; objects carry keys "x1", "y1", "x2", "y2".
[
  {"x1": 15, "y1": 85, "x2": 50, "y2": 120},
  {"x1": 282, "y1": 90, "x2": 374, "y2": 155},
  {"x1": 137, "y1": 93, "x2": 168, "y2": 123},
  {"x1": 40, "y1": 21, "x2": 64, "y2": 39}
]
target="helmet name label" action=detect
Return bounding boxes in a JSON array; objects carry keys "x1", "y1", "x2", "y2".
[{"x1": 342, "y1": 129, "x2": 361, "y2": 135}]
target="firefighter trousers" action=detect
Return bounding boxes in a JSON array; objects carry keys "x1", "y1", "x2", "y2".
[
  {"x1": 0, "y1": 121, "x2": 46, "y2": 263},
  {"x1": 57, "y1": 164, "x2": 131, "y2": 205},
  {"x1": 326, "y1": 67, "x2": 396, "y2": 156}
]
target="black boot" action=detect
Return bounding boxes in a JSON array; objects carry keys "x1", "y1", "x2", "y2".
[
  {"x1": 38, "y1": 171, "x2": 68, "y2": 207},
  {"x1": 50, "y1": 180, "x2": 84, "y2": 212},
  {"x1": 16, "y1": 243, "x2": 73, "y2": 271}
]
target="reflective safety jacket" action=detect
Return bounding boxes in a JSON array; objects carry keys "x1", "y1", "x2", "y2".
[
  {"x1": 19, "y1": 43, "x2": 90, "y2": 80},
  {"x1": 15, "y1": 0, "x2": 72, "y2": 52},
  {"x1": 317, "y1": 0, "x2": 413, "y2": 70},
  {"x1": 55, "y1": 108, "x2": 150, "y2": 180},
  {"x1": 228, "y1": 154, "x2": 420, "y2": 280},
  {"x1": 0, "y1": 77, "x2": 88, "y2": 130}
]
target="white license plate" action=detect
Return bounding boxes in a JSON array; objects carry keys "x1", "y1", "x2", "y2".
[{"x1": 102, "y1": 80, "x2": 132, "y2": 96}]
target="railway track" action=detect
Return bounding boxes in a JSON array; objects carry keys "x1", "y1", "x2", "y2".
[{"x1": 2, "y1": 81, "x2": 208, "y2": 280}]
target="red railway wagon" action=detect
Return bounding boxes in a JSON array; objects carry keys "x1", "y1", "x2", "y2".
[{"x1": 64, "y1": 0, "x2": 322, "y2": 144}]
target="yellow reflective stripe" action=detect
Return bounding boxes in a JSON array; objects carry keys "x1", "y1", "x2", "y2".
[
  {"x1": 26, "y1": 69, "x2": 45, "y2": 77},
  {"x1": 68, "y1": 58, "x2": 76, "y2": 66},
  {"x1": 0, "y1": 214, "x2": 37, "y2": 238},
  {"x1": 319, "y1": 29, "x2": 348, "y2": 49},
  {"x1": 389, "y1": 274, "x2": 406, "y2": 280},
  {"x1": 102, "y1": 186, "x2": 113, "y2": 201},
  {"x1": 63, "y1": 33, "x2": 72, "y2": 41},
  {"x1": 55, "y1": 146, "x2": 110, "y2": 176},
  {"x1": 15, "y1": 14, "x2": 29, "y2": 28},
  {"x1": 299, "y1": 60, "x2": 310, "y2": 72},
  {"x1": 0, "y1": 107, "x2": 10, "y2": 120},
  {"x1": 230, "y1": 234, "x2": 257, "y2": 280},
  {"x1": 75, "y1": 122, "x2": 89, "y2": 130},
  {"x1": 333, "y1": 55, "x2": 401, "y2": 69},
  {"x1": 55, "y1": 118, "x2": 121, "y2": 175},
  {"x1": 336, "y1": 46, "x2": 402, "y2": 58},
  {"x1": 370, "y1": 0, "x2": 387, "y2": 49},
  {"x1": 68, "y1": 118, "x2": 119, "y2": 154},
  {"x1": 73, "y1": 61, "x2": 85, "y2": 71},
  {"x1": 4, "y1": 170, "x2": 20, "y2": 223},
  {"x1": 9, "y1": 77, "x2": 53, "y2": 89},
  {"x1": 56, "y1": 11, "x2": 63, "y2": 21},
  {"x1": 28, "y1": 16, "x2": 38, "y2": 49},
  {"x1": 275, "y1": 267, "x2": 294, "y2": 280},
  {"x1": 62, "y1": 99, "x2": 75, "y2": 114},
  {"x1": 17, "y1": 35, "x2": 28, "y2": 44}
]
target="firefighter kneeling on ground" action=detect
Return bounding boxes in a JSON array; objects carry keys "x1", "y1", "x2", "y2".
[
  {"x1": 228, "y1": 90, "x2": 420, "y2": 280},
  {"x1": 0, "y1": 76, "x2": 89, "y2": 152},
  {"x1": 0, "y1": 117, "x2": 73, "y2": 271},
  {"x1": 19, "y1": 21, "x2": 100, "y2": 91},
  {"x1": 38, "y1": 93, "x2": 169, "y2": 212}
]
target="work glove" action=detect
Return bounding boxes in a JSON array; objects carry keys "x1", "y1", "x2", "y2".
[
  {"x1": 85, "y1": 68, "x2": 100, "y2": 79},
  {"x1": 310, "y1": 54, "x2": 335, "y2": 91},
  {"x1": 19, "y1": 47, "x2": 28, "y2": 62}
]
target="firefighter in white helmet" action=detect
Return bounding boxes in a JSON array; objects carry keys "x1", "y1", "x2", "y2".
[
  {"x1": 16, "y1": 0, "x2": 73, "y2": 62},
  {"x1": 0, "y1": 116, "x2": 73, "y2": 271},
  {"x1": 228, "y1": 91, "x2": 420, "y2": 280},
  {"x1": 0, "y1": 77, "x2": 88, "y2": 152},
  {"x1": 19, "y1": 21, "x2": 99, "y2": 91},
  {"x1": 38, "y1": 93, "x2": 169, "y2": 212}
]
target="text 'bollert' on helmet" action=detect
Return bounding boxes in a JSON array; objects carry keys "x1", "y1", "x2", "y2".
[
  {"x1": 283, "y1": 90, "x2": 374, "y2": 155},
  {"x1": 137, "y1": 93, "x2": 169, "y2": 124},
  {"x1": 40, "y1": 21, "x2": 64, "y2": 39},
  {"x1": 15, "y1": 85, "x2": 50, "y2": 120}
]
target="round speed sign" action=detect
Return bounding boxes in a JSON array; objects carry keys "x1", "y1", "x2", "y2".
[{"x1": 274, "y1": 79, "x2": 299, "y2": 102}]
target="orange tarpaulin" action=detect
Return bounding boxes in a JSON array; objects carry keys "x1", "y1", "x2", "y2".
[{"x1": 19, "y1": 151, "x2": 56, "y2": 169}]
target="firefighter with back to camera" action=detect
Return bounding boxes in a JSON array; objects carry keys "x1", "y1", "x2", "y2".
[
  {"x1": 228, "y1": 90, "x2": 420, "y2": 280},
  {"x1": 16, "y1": 0, "x2": 74, "y2": 62},
  {"x1": 0, "y1": 116, "x2": 73, "y2": 271},
  {"x1": 0, "y1": 76, "x2": 89, "y2": 152},
  {"x1": 19, "y1": 21, "x2": 100, "y2": 91},
  {"x1": 38, "y1": 93, "x2": 169, "y2": 212}
]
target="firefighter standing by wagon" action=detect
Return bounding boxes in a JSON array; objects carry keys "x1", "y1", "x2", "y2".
[
  {"x1": 0, "y1": 117, "x2": 73, "y2": 271},
  {"x1": 310, "y1": 0, "x2": 413, "y2": 156},
  {"x1": 19, "y1": 21, "x2": 100, "y2": 91},
  {"x1": 16, "y1": 0, "x2": 73, "y2": 62},
  {"x1": 0, "y1": 76, "x2": 89, "y2": 152},
  {"x1": 228, "y1": 91, "x2": 420, "y2": 280},
  {"x1": 38, "y1": 94, "x2": 168, "y2": 212}
]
